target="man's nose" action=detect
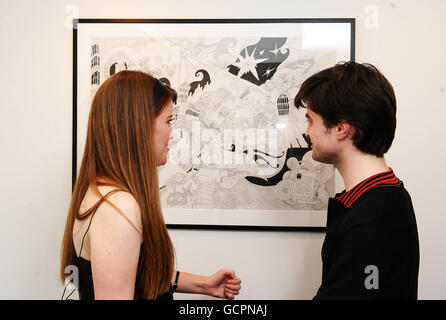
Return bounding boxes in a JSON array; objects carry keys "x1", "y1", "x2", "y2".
[
  {"x1": 305, "y1": 127, "x2": 310, "y2": 140},
  {"x1": 303, "y1": 131, "x2": 312, "y2": 147}
]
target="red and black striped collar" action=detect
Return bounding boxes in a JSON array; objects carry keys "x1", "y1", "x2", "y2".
[{"x1": 335, "y1": 168, "x2": 401, "y2": 208}]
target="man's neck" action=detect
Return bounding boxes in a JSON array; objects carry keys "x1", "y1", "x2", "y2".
[{"x1": 335, "y1": 149, "x2": 389, "y2": 192}]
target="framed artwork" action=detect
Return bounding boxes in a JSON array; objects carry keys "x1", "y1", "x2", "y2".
[{"x1": 73, "y1": 19, "x2": 355, "y2": 231}]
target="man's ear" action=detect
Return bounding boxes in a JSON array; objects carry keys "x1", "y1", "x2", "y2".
[{"x1": 336, "y1": 121, "x2": 353, "y2": 140}]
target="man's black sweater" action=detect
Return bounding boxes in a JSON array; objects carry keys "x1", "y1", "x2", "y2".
[{"x1": 314, "y1": 169, "x2": 419, "y2": 300}]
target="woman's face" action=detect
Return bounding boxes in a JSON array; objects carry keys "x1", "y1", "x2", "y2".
[{"x1": 153, "y1": 100, "x2": 174, "y2": 166}]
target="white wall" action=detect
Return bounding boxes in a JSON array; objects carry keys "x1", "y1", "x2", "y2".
[{"x1": 0, "y1": 0, "x2": 445, "y2": 299}]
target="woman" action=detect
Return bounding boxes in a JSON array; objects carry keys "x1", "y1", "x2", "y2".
[{"x1": 60, "y1": 70, "x2": 241, "y2": 300}]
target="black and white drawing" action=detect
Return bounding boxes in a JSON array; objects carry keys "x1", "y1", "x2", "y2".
[{"x1": 74, "y1": 19, "x2": 355, "y2": 229}]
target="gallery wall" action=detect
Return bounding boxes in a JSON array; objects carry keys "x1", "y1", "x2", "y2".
[{"x1": 0, "y1": 0, "x2": 445, "y2": 299}]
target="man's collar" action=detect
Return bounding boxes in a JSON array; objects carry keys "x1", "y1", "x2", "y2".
[{"x1": 335, "y1": 168, "x2": 401, "y2": 208}]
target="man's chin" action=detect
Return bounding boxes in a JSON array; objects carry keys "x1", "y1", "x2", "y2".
[{"x1": 312, "y1": 151, "x2": 332, "y2": 165}]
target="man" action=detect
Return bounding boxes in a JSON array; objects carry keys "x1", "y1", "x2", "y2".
[{"x1": 294, "y1": 61, "x2": 419, "y2": 299}]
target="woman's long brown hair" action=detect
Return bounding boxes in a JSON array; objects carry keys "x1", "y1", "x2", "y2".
[{"x1": 60, "y1": 70, "x2": 177, "y2": 299}]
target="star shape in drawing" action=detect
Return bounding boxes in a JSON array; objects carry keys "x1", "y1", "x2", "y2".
[
  {"x1": 232, "y1": 47, "x2": 269, "y2": 81},
  {"x1": 269, "y1": 42, "x2": 280, "y2": 58},
  {"x1": 263, "y1": 67, "x2": 276, "y2": 78}
]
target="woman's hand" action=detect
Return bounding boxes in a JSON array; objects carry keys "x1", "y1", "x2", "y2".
[{"x1": 206, "y1": 270, "x2": 242, "y2": 299}]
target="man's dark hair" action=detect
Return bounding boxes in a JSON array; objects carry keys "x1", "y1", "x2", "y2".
[{"x1": 294, "y1": 61, "x2": 397, "y2": 156}]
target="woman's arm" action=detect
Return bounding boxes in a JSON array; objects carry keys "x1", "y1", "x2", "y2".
[
  {"x1": 173, "y1": 270, "x2": 242, "y2": 299},
  {"x1": 90, "y1": 192, "x2": 143, "y2": 300}
]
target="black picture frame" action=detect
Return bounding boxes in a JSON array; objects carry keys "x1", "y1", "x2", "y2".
[{"x1": 73, "y1": 18, "x2": 355, "y2": 231}]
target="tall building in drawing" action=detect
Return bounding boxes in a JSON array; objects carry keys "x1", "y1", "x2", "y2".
[{"x1": 91, "y1": 44, "x2": 100, "y2": 88}]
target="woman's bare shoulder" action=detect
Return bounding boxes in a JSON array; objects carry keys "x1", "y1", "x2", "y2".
[{"x1": 93, "y1": 186, "x2": 143, "y2": 236}]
